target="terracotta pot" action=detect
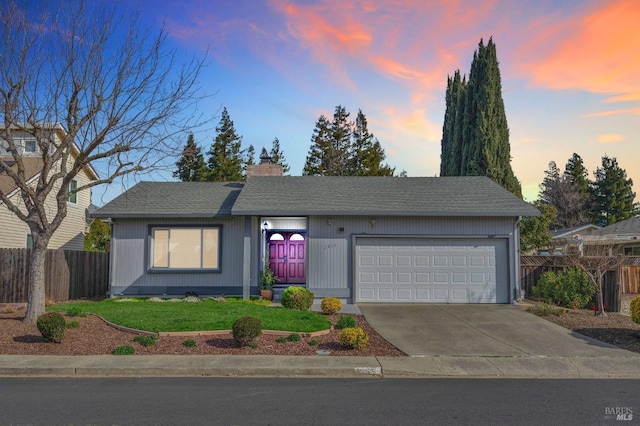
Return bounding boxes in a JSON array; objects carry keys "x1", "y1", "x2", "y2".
[{"x1": 260, "y1": 289, "x2": 273, "y2": 301}]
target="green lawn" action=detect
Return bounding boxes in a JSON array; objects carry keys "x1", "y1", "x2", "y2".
[{"x1": 47, "y1": 298, "x2": 332, "y2": 333}]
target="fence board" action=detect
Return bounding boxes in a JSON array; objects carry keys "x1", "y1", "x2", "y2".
[{"x1": 0, "y1": 248, "x2": 108, "y2": 303}]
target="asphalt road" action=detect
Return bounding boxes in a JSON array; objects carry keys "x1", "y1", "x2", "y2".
[{"x1": 1, "y1": 377, "x2": 638, "y2": 425}]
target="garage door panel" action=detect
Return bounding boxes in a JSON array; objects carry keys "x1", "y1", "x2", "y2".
[{"x1": 355, "y1": 238, "x2": 508, "y2": 303}]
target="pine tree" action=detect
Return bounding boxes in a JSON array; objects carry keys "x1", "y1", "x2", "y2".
[
  {"x1": 269, "y1": 137, "x2": 290, "y2": 174},
  {"x1": 206, "y1": 107, "x2": 244, "y2": 182},
  {"x1": 303, "y1": 115, "x2": 332, "y2": 176},
  {"x1": 350, "y1": 109, "x2": 393, "y2": 176},
  {"x1": 173, "y1": 134, "x2": 208, "y2": 182},
  {"x1": 590, "y1": 155, "x2": 638, "y2": 226},
  {"x1": 539, "y1": 161, "x2": 591, "y2": 229},
  {"x1": 330, "y1": 105, "x2": 351, "y2": 175},
  {"x1": 440, "y1": 38, "x2": 521, "y2": 197},
  {"x1": 564, "y1": 153, "x2": 590, "y2": 194},
  {"x1": 243, "y1": 144, "x2": 256, "y2": 179}
]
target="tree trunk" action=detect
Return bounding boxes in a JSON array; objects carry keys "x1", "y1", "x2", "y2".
[
  {"x1": 594, "y1": 271, "x2": 607, "y2": 317},
  {"x1": 23, "y1": 246, "x2": 47, "y2": 324}
]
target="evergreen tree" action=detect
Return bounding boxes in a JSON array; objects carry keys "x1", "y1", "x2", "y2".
[
  {"x1": 303, "y1": 115, "x2": 332, "y2": 176},
  {"x1": 590, "y1": 155, "x2": 638, "y2": 226},
  {"x1": 206, "y1": 107, "x2": 244, "y2": 182},
  {"x1": 519, "y1": 202, "x2": 557, "y2": 254},
  {"x1": 243, "y1": 144, "x2": 256, "y2": 179},
  {"x1": 330, "y1": 105, "x2": 352, "y2": 175},
  {"x1": 173, "y1": 134, "x2": 207, "y2": 182},
  {"x1": 539, "y1": 161, "x2": 591, "y2": 229},
  {"x1": 269, "y1": 137, "x2": 290, "y2": 174},
  {"x1": 350, "y1": 109, "x2": 394, "y2": 176},
  {"x1": 439, "y1": 38, "x2": 521, "y2": 197},
  {"x1": 564, "y1": 153, "x2": 590, "y2": 194},
  {"x1": 84, "y1": 219, "x2": 111, "y2": 252}
]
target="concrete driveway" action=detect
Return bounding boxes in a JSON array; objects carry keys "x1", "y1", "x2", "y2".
[{"x1": 359, "y1": 304, "x2": 637, "y2": 357}]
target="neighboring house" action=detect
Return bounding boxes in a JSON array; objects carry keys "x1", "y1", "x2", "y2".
[
  {"x1": 93, "y1": 161, "x2": 538, "y2": 303},
  {"x1": 548, "y1": 224, "x2": 601, "y2": 255},
  {"x1": 586, "y1": 216, "x2": 640, "y2": 255},
  {"x1": 0, "y1": 124, "x2": 98, "y2": 250}
]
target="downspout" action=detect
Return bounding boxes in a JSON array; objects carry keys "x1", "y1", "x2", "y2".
[{"x1": 513, "y1": 217, "x2": 522, "y2": 303}]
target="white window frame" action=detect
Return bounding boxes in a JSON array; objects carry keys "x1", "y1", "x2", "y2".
[
  {"x1": 149, "y1": 226, "x2": 221, "y2": 272},
  {"x1": 23, "y1": 139, "x2": 36, "y2": 153}
]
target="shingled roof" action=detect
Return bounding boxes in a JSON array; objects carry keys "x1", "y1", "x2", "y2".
[
  {"x1": 93, "y1": 181, "x2": 243, "y2": 218},
  {"x1": 233, "y1": 176, "x2": 539, "y2": 217}
]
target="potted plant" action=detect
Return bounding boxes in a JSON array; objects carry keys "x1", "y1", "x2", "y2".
[{"x1": 259, "y1": 262, "x2": 276, "y2": 301}]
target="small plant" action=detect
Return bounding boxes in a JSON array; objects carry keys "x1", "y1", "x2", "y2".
[
  {"x1": 287, "y1": 333, "x2": 301, "y2": 342},
  {"x1": 0, "y1": 304, "x2": 17, "y2": 314},
  {"x1": 336, "y1": 315, "x2": 357, "y2": 329},
  {"x1": 533, "y1": 267, "x2": 595, "y2": 309},
  {"x1": 133, "y1": 335, "x2": 158, "y2": 347},
  {"x1": 527, "y1": 303, "x2": 565, "y2": 317},
  {"x1": 320, "y1": 297, "x2": 342, "y2": 315},
  {"x1": 65, "y1": 320, "x2": 80, "y2": 329},
  {"x1": 280, "y1": 286, "x2": 314, "y2": 311},
  {"x1": 232, "y1": 316, "x2": 263, "y2": 347},
  {"x1": 630, "y1": 295, "x2": 640, "y2": 324},
  {"x1": 65, "y1": 305, "x2": 86, "y2": 317},
  {"x1": 276, "y1": 336, "x2": 287, "y2": 343},
  {"x1": 182, "y1": 339, "x2": 197, "y2": 348},
  {"x1": 36, "y1": 312, "x2": 66, "y2": 343},
  {"x1": 112, "y1": 345, "x2": 135, "y2": 355},
  {"x1": 339, "y1": 327, "x2": 369, "y2": 350},
  {"x1": 309, "y1": 339, "x2": 319, "y2": 346}
]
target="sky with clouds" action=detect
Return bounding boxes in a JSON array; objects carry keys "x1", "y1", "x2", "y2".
[{"x1": 97, "y1": 0, "x2": 639, "y2": 203}]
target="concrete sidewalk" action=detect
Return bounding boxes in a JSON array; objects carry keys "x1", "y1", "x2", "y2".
[{"x1": 2, "y1": 354, "x2": 640, "y2": 379}]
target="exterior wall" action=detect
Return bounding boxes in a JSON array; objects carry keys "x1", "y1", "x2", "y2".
[
  {"x1": 109, "y1": 217, "x2": 246, "y2": 296},
  {"x1": 0, "y1": 149, "x2": 92, "y2": 251},
  {"x1": 306, "y1": 215, "x2": 519, "y2": 300}
]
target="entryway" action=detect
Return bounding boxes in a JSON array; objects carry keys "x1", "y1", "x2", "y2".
[{"x1": 267, "y1": 231, "x2": 306, "y2": 284}]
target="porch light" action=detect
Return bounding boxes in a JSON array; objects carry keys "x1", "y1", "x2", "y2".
[{"x1": 262, "y1": 222, "x2": 269, "y2": 232}]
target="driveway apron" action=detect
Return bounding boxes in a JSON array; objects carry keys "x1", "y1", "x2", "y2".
[{"x1": 358, "y1": 304, "x2": 638, "y2": 357}]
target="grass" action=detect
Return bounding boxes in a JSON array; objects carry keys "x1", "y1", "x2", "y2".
[{"x1": 48, "y1": 298, "x2": 332, "y2": 333}]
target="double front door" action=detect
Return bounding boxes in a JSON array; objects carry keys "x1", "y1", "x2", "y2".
[{"x1": 268, "y1": 232, "x2": 306, "y2": 284}]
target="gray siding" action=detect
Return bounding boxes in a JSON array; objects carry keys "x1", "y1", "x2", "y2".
[
  {"x1": 109, "y1": 217, "x2": 245, "y2": 295},
  {"x1": 306, "y1": 215, "x2": 518, "y2": 299}
]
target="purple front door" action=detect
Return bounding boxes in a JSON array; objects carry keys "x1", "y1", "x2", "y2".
[{"x1": 268, "y1": 232, "x2": 306, "y2": 284}]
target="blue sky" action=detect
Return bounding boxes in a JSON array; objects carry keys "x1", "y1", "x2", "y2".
[{"x1": 94, "y1": 0, "x2": 639, "y2": 204}]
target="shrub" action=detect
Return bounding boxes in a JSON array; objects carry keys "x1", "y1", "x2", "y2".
[
  {"x1": 339, "y1": 327, "x2": 369, "y2": 350},
  {"x1": 320, "y1": 297, "x2": 342, "y2": 315},
  {"x1": 276, "y1": 336, "x2": 287, "y2": 343},
  {"x1": 280, "y1": 286, "x2": 314, "y2": 311},
  {"x1": 631, "y1": 295, "x2": 640, "y2": 324},
  {"x1": 183, "y1": 339, "x2": 197, "y2": 348},
  {"x1": 232, "y1": 316, "x2": 263, "y2": 347},
  {"x1": 36, "y1": 312, "x2": 66, "y2": 343},
  {"x1": 65, "y1": 305, "x2": 86, "y2": 317},
  {"x1": 112, "y1": 345, "x2": 135, "y2": 355},
  {"x1": 533, "y1": 267, "x2": 595, "y2": 309},
  {"x1": 287, "y1": 333, "x2": 301, "y2": 342},
  {"x1": 65, "y1": 320, "x2": 80, "y2": 329},
  {"x1": 133, "y1": 335, "x2": 158, "y2": 347},
  {"x1": 309, "y1": 339, "x2": 319, "y2": 346},
  {"x1": 336, "y1": 315, "x2": 357, "y2": 329}
]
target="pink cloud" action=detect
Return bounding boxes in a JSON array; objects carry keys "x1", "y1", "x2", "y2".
[
  {"x1": 585, "y1": 107, "x2": 640, "y2": 117},
  {"x1": 597, "y1": 134, "x2": 625, "y2": 144}
]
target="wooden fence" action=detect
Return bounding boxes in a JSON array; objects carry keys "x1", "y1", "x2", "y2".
[
  {"x1": 0, "y1": 248, "x2": 109, "y2": 303},
  {"x1": 520, "y1": 256, "x2": 640, "y2": 313}
]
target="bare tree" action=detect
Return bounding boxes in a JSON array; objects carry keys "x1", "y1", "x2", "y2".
[
  {"x1": 566, "y1": 239, "x2": 624, "y2": 316},
  {"x1": 0, "y1": 1, "x2": 204, "y2": 323}
]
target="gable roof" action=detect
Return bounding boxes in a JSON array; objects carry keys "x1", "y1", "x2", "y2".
[
  {"x1": 0, "y1": 157, "x2": 44, "y2": 195},
  {"x1": 593, "y1": 216, "x2": 640, "y2": 236},
  {"x1": 93, "y1": 181, "x2": 244, "y2": 218},
  {"x1": 232, "y1": 176, "x2": 539, "y2": 217},
  {"x1": 551, "y1": 224, "x2": 600, "y2": 239}
]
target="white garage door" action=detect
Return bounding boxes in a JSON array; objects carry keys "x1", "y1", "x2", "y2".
[{"x1": 355, "y1": 238, "x2": 509, "y2": 303}]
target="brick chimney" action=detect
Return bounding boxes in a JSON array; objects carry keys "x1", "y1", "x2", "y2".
[{"x1": 246, "y1": 151, "x2": 283, "y2": 179}]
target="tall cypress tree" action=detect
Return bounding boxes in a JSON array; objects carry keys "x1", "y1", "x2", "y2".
[
  {"x1": 206, "y1": 107, "x2": 244, "y2": 182},
  {"x1": 440, "y1": 38, "x2": 521, "y2": 197},
  {"x1": 173, "y1": 133, "x2": 207, "y2": 182}
]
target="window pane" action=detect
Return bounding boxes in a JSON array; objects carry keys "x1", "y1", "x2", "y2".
[
  {"x1": 153, "y1": 230, "x2": 169, "y2": 267},
  {"x1": 24, "y1": 140, "x2": 36, "y2": 153},
  {"x1": 68, "y1": 180, "x2": 77, "y2": 204},
  {"x1": 203, "y1": 229, "x2": 219, "y2": 268},
  {"x1": 169, "y1": 228, "x2": 201, "y2": 268}
]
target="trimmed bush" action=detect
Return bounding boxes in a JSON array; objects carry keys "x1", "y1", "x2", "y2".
[
  {"x1": 339, "y1": 327, "x2": 369, "y2": 350},
  {"x1": 631, "y1": 295, "x2": 640, "y2": 324},
  {"x1": 533, "y1": 267, "x2": 595, "y2": 309},
  {"x1": 320, "y1": 297, "x2": 343, "y2": 315},
  {"x1": 280, "y1": 286, "x2": 314, "y2": 311},
  {"x1": 112, "y1": 345, "x2": 135, "y2": 355},
  {"x1": 232, "y1": 316, "x2": 263, "y2": 347},
  {"x1": 36, "y1": 312, "x2": 66, "y2": 343},
  {"x1": 336, "y1": 315, "x2": 357, "y2": 329},
  {"x1": 183, "y1": 339, "x2": 197, "y2": 348}
]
